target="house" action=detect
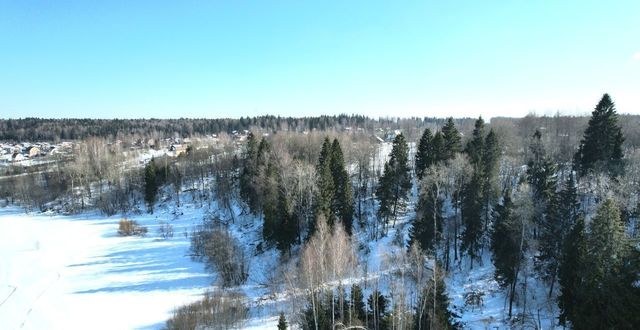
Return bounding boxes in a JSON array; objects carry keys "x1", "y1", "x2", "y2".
[
  {"x1": 169, "y1": 144, "x2": 188, "y2": 157},
  {"x1": 26, "y1": 146, "x2": 40, "y2": 158},
  {"x1": 12, "y1": 152, "x2": 25, "y2": 162}
]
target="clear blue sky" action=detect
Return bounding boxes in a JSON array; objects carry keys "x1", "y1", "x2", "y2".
[{"x1": 1, "y1": 1, "x2": 639, "y2": 119}]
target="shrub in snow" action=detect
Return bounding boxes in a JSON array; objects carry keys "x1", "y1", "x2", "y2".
[
  {"x1": 157, "y1": 221, "x2": 174, "y2": 239},
  {"x1": 165, "y1": 290, "x2": 248, "y2": 329},
  {"x1": 190, "y1": 223, "x2": 249, "y2": 287},
  {"x1": 117, "y1": 218, "x2": 148, "y2": 236}
]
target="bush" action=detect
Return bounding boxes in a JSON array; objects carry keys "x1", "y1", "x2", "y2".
[
  {"x1": 158, "y1": 221, "x2": 174, "y2": 239},
  {"x1": 165, "y1": 290, "x2": 248, "y2": 330},
  {"x1": 190, "y1": 223, "x2": 249, "y2": 287},
  {"x1": 118, "y1": 218, "x2": 148, "y2": 236}
]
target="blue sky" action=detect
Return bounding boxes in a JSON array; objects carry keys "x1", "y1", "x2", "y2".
[{"x1": 1, "y1": 1, "x2": 639, "y2": 119}]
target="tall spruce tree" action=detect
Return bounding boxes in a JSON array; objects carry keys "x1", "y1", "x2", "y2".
[
  {"x1": 144, "y1": 158, "x2": 158, "y2": 213},
  {"x1": 441, "y1": 117, "x2": 462, "y2": 161},
  {"x1": 432, "y1": 131, "x2": 445, "y2": 165},
  {"x1": 562, "y1": 199, "x2": 640, "y2": 329},
  {"x1": 557, "y1": 215, "x2": 587, "y2": 327},
  {"x1": 278, "y1": 312, "x2": 288, "y2": 330},
  {"x1": 490, "y1": 190, "x2": 523, "y2": 317},
  {"x1": 465, "y1": 117, "x2": 485, "y2": 169},
  {"x1": 350, "y1": 284, "x2": 366, "y2": 323},
  {"x1": 314, "y1": 138, "x2": 336, "y2": 233},
  {"x1": 239, "y1": 132, "x2": 260, "y2": 214},
  {"x1": 376, "y1": 133, "x2": 411, "y2": 227},
  {"x1": 330, "y1": 139, "x2": 354, "y2": 235},
  {"x1": 415, "y1": 128, "x2": 434, "y2": 180},
  {"x1": 574, "y1": 93, "x2": 625, "y2": 176},
  {"x1": 537, "y1": 174, "x2": 577, "y2": 296},
  {"x1": 481, "y1": 129, "x2": 500, "y2": 231},
  {"x1": 414, "y1": 266, "x2": 454, "y2": 330},
  {"x1": 409, "y1": 183, "x2": 443, "y2": 252},
  {"x1": 461, "y1": 171, "x2": 483, "y2": 266}
]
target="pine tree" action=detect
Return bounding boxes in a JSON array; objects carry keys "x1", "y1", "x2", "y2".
[
  {"x1": 559, "y1": 200, "x2": 640, "y2": 328},
  {"x1": 526, "y1": 130, "x2": 557, "y2": 205},
  {"x1": 262, "y1": 162, "x2": 279, "y2": 243},
  {"x1": 461, "y1": 171, "x2": 483, "y2": 266},
  {"x1": 558, "y1": 216, "x2": 587, "y2": 327},
  {"x1": 415, "y1": 128, "x2": 434, "y2": 180},
  {"x1": 490, "y1": 190, "x2": 523, "y2": 317},
  {"x1": 574, "y1": 93, "x2": 625, "y2": 176},
  {"x1": 481, "y1": 129, "x2": 500, "y2": 232},
  {"x1": 537, "y1": 174, "x2": 577, "y2": 296},
  {"x1": 367, "y1": 290, "x2": 389, "y2": 330},
  {"x1": 330, "y1": 139, "x2": 354, "y2": 235},
  {"x1": 409, "y1": 183, "x2": 443, "y2": 252},
  {"x1": 441, "y1": 117, "x2": 462, "y2": 161},
  {"x1": 144, "y1": 158, "x2": 158, "y2": 213},
  {"x1": 274, "y1": 183, "x2": 296, "y2": 255},
  {"x1": 350, "y1": 284, "x2": 366, "y2": 323},
  {"x1": 414, "y1": 266, "x2": 454, "y2": 330},
  {"x1": 314, "y1": 138, "x2": 336, "y2": 233},
  {"x1": 431, "y1": 131, "x2": 445, "y2": 165},
  {"x1": 376, "y1": 133, "x2": 411, "y2": 228},
  {"x1": 465, "y1": 117, "x2": 485, "y2": 169},
  {"x1": 277, "y1": 312, "x2": 288, "y2": 330},
  {"x1": 239, "y1": 132, "x2": 259, "y2": 213}
]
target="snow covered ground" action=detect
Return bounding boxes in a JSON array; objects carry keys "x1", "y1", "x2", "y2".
[{"x1": 0, "y1": 207, "x2": 211, "y2": 330}]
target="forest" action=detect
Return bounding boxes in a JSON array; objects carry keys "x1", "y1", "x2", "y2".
[{"x1": 1, "y1": 94, "x2": 639, "y2": 329}]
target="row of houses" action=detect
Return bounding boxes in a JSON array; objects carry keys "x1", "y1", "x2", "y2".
[{"x1": 0, "y1": 142, "x2": 73, "y2": 163}]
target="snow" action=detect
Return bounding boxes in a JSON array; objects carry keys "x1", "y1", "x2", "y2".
[{"x1": 0, "y1": 207, "x2": 210, "y2": 330}]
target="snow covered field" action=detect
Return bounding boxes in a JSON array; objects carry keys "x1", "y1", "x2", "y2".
[{"x1": 0, "y1": 208, "x2": 210, "y2": 330}]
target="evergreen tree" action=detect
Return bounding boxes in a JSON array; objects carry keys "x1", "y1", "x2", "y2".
[
  {"x1": 441, "y1": 117, "x2": 462, "y2": 161},
  {"x1": 414, "y1": 267, "x2": 454, "y2": 330},
  {"x1": 262, "y1": 162, "x2": 279, "y2": 243},
  {"x1": 367, "y1": 290, "x2": 389, "y2": 330},
  {"x1": 537, "y1": 174, "x2": 577, "y2": 296},
  {"x1": 481, "y1": 129, "x2": 500, "y2": 232},
  {"x1": 465, "y1": 117, "x2": 485, "y2": 169},
  {"x1": 277, "y1": 312, "x2": 288, "y2": 330},
  {"x1": 330, "y1": 139, "x2": 354, "y2": 235},
  {"x1": 559, "y1": 200, "x2": 640, "y2": 328},
  {"x1": 350, "y1": 284, "x2": 366, "y2": 323},
  {"x1": 314, "y1": 138, "x2": 336, "y2": 233},
  {"x1": 431, "y1": 131, "x2": 445, "y2": 165},
  {"x1": 574, "y1": 93, "x2": 625, "y2": 176},
  {"x1": 274, "y1": 183, "x2": 296, "y2": 255},
  {"x1": 376, "y1": 133, "x2": 411, "y2": 227},
  {"x1": 415, "y1": 128, "x2": 434, "y2": 180},
  {"x1": 461, "y1": 172, "x2": 483, "y2": 266},
  {"x1": 144, "y1": 158, "x2": 158, "y2": 213},
  {"x1": 409, "y1": 183, "x2": 443, "y2": 252},
  {"x1": 490, "y1": 190, "x2": 523, "y2": 317},
  {"x1": 526, "y1": 130, "x2": 557, "y2": 205},
  {"x1": 558, "y1": 216, "x2": 587, "y2": 327},
  {"x1": 239, "y1": 132, "x2": 259, "y2": 213}
]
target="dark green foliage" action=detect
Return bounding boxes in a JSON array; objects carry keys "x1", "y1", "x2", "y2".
[
  {"x1": 490, "y1": 190, "x2": 523, "y2": 317},
  {"x1": 441, "y1": 117, "x2": 462, "y2": 161},
  {"x1": 350, "y1": 284, "x2": 366, "y2": 323},
  {"x1": 330, "y1": 139, "x2": 354, "y2": 235},
  {"x1": 415, "y1": 128, "x2": 434, "y2": 180},
  {"x1": 465, "y1": 117, "x2": 485, "y2": 169},
  {"x1": 414, "y1": 268, "x2": 454, "y2": 330},
  {"x1": 239, "y1": 132, "x2": 259, "y2": 213},
  {"x1": 558, "y1": 200, "x2": 640, "y2": 328},
  {"x1": 274, "y1": 183, "x2": 296, "y2": 255},
  {"x1": 536, "y1": 175, "x2": 578, "y2": 294},
  {"x1": 376, "y1": 134, "x2": 412, "y2": 226},
  {"x1": 312, "y1": 137, "x2": 354, "y2": 236},
  {"x1": 409, "y1": 183, "x2": 443, "y2": 252},
  {"x1": 461, "y1": 172, "x2": 483, "y2": 264},
  {"x1": 144, "y1": 158, "x2": 158, "y2": 213},
  {"x1": 368, "y1": 290, "x2": 389, "y2": 330},
  {"x1": 277, "y1": 312, "x2": 288, "y2": 330},
  {"x1": 431, "y1": 131, "x2": 445, "y2": 165},
  {"x1": 526, "y1": 130, "x2": 557, "y2": 204},
  {"x1": 558, "y1": 216, "x2": 587, "y2": 326},
  {"x1": 574, "y1": 93, "x2": 625, "y2": 176},
  {"x1": 314, "y1": 138, "x2": 336, "y2": 231}
]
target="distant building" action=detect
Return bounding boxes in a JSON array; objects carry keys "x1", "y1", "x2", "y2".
[{"x1": 26, "y1": 146, "x2": 40, "y2": 158}]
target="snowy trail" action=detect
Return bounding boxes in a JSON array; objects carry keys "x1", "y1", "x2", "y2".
[{"x1": 0, "y1": 208, "x2": 211, "y2": 330}]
